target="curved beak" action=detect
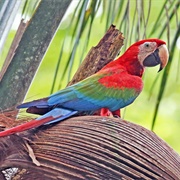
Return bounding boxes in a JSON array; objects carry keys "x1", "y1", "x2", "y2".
[{"x1": 143, "y1": 44, "x2": 169, "y2": 72}]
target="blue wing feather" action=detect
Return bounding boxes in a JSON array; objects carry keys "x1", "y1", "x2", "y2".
[
  {"x1": 36, "y1": 108, "x2": 78, "y2": 124},
  {"x1": 18, "y1": 72, "x2": 141, "y2": 113}
]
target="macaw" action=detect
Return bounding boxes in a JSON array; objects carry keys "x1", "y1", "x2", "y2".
[{"x1": 0, "y1": 39, "x2": 169, "y2": 137}]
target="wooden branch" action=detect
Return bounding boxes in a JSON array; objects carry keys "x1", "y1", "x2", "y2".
[
  {"x1": 0, "y1": 116, "x2": 179, "y2": 179},
  {"x1": 68, "y1": 25, "x2": 124, "y2": 86},
  {"x1": 0, "y1": 19, "x2": 28, "y2": 81}
]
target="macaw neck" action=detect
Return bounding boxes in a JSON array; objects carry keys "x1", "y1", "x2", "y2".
[
  {"x1": 101, "y1": 51, "x2": 144, "y2": 77},
  {"x1": 117, "y1": 53, "x2": 144, "y2": 77}
]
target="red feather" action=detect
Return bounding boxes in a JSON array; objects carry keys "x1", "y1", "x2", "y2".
[{"x1": 0, "y1": 116, "x2": 56, "y2": 137}]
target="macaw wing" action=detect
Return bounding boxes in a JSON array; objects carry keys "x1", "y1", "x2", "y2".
[
  {"x1": 18, "y1": 70, "x2": 142, "y2": 112},
  {"x1": 48, "y1": 71, "x2": 142, "y2": 112},
  {"x1": 17, "y1": 74, "x2": 104, "y2": 111}
]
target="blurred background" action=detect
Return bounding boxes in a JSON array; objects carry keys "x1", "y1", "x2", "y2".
[{"x1": 0, "y1": 0, "x2": 180, "y2": 154}]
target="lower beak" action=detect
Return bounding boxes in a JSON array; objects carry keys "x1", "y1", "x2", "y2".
[{"x1": 143, "y1": 44, "x2": 169, "y2": 72}]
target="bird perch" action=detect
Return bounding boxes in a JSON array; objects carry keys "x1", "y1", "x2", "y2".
[{"x1": 0, "y1": 117, "x2": 179, "y2": 179}]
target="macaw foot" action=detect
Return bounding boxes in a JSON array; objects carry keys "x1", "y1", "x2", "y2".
[
  {"x1": 100, "y1": 108, "x2": 113, "y2": 117},
  {"x1": 111, "y1": 109, "x2": 121, "y2": 118},
  {"x1": 99, "y1": 108, "x2": 121, "y2": 118}
]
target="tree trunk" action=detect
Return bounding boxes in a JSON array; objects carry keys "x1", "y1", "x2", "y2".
[{"x1": 0, "y1": 0, "x2": 71, "y2": 111}]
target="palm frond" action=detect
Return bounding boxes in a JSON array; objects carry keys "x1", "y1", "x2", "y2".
[
  {"x1": 151, "y1": 23, "x2": 180, "y2": 130},
  {"x1": 21, "y1": 0, "x2": 40, "y2": 20},
  {"x1": 0, "y1": 0, "x2": 21, "y2": 55}
]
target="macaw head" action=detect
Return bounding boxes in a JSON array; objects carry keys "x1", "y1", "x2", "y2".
[{"x1": 125, "y1": 39, "x2": 169, "y2": 72}]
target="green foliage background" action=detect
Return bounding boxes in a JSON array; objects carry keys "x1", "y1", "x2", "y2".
[{"x1": 1, "y1": 0, "x2": 180, "y2": 153}]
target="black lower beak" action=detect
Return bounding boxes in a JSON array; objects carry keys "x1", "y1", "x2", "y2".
[{"x1": 143, "y1": 49, "x2": 161, "y2": 68}]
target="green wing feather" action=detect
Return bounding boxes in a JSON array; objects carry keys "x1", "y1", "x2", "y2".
[{"x1": 48, "y1": 71, "x2": 142, "y2": 111}]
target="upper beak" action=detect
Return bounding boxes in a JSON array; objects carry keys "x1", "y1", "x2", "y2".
[{"x1": 143, "y1": 44, "x2": 169, "y2": 72}]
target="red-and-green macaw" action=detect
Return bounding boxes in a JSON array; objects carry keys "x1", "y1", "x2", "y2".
[{"x1": 0, "y1": 39, "x2": 169, "y2": 137}]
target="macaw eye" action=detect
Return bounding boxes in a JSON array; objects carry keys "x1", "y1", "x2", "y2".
[{"x1": 144, "y1": 42, "x2": 150, "y2": 48}]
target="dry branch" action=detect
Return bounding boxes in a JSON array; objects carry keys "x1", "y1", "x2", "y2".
[
  {"x1": 0, "y1": 19, "x2": 28, "y2": 81},
  {"x1": 68, "y1": 25, "x2": 124, "y2": 86}
]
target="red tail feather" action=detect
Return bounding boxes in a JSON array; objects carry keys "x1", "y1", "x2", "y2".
[{"x1": 0, "y1": 116, "x2": 54, "y2": 137}]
